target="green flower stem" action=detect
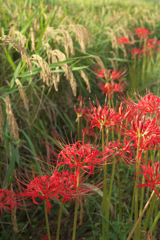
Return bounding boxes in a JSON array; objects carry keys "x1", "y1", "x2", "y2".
[
  {"x1": 44, "y1": 199, "x2": 51, "y2": 240},
  {"x1": 131, "y1": 184, "x2": 135, "y2": 220},
  {"x1": 144, "y1": 191, "x2": 156, "y2": 231},
  {"x1": 72, "y1": 174, "x2": 80, "y2": 240},
  {"x1": 137, "y1": 150, "x2": 148, "y2": 239},
  {"x1": 78, "y1": 117, "x2": 80, "y2": 141},
  {"x1": 127, "y1": 190, "x2": 155, "y2": 240},
  {"x1": 137, "y1": 57, "x2": 140, "y2": 89},
  {"x1": 142, "y1": 39, "x2": 147, "y2": 84},
  {"x1": 116, "y1": 163, "x2": 122, "y2": 222},
  {"x1": 56, "y1": 200, "x2": 63, "y2": 240},
  {"x1": 150, "y1": 211, "x2": 160, "y2": 233},
  {"x1": 102, "y1": 125, "x2": 108, "y2": 240},
  {"x1": 0, "y1": 216, "x2": 4, "y2": 231},
  {"x1": 134, "y1": 136, "x2": 141, "y2": 240},
  {"x1": 107, "y1": 127, "x2": 115, "y2": 223},
  {"x1": 108, "y1": 160, "x2": 116, "y2": 221}
]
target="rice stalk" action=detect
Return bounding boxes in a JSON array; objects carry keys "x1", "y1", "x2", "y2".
[
  {"x1": 51, "y1": 49, "x2": 77, "y2": 96},
  {"x1": 69, "y1": 23, "x2": 90, "y2": 52},
  {"x1": 4, "y1": 95, "x2": 19, "y2": 141},
  {"x1": 15, "y1": 79, "x2": 29, "y2": 112},
  {"x1": 0, "y1": 35, "x2": 33, "y2": 74},
  {"x1": 31, "y1": 54, "x2": 58, "y2": 91},
  {"x1": 29, "y1": 28, "x2": 35, "y2": 52},
  {"x1": 78, "y1": 70, "x2": 91, "y2": 93}
]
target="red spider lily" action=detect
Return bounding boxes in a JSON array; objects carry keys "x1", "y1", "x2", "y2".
[
  {"x1": 74, "y1": 96, "x2": 86, "y2": 121},
  {"x1": 15, "y1": 167, "x2": 97, "y2": 213},
  {"x1": 96, "y1": 69, "x2": 107, "y2": 79},
  {"x1": 41, "y1": 234, "x2": 55, "y2": 240},
  {"x1": 123, "y1": 115, "x2": 160, "y2": 154},
  {"x1": 57, "y1": 141, "x2": 112, "y2": 175},
  {"x1": 135, "y1": 28, "x2": 152, "y2": 39},
  {"x1": 82, "y1": 127, "x2": 96, "y2": 137},
  {"x1": 127, "y1": 93, "x2": 160, "y2": 117},
  {"x1": 41, "y1": 128, "x2": 114, "y2": 174},
  {"x1": 98, "y1": 82, "x2": 126, "y2": 97},
  {"x1": 136, "y1": 159, "x2": 160, "y2": 197},
  {"x1": 106, "y1": 140, "x2": 135, "y2": 165},
  {"x1": 17, "y1": 174, "x2": 59, "y2": 213},
  {"x1": 131, "y1": 48, "x2": 141, "y2": 57},
  {"x1": 110, "y1": 68, "x2": 127, "y2": 83},
  {"x1": 0, "y1": 189, "x2": 17, "y2": 217},
  {"x1": 114, "y1": 102, "x2": 134, "y2": 126},
  {"x1": 87, "y1": 97, "x2": 116, "y2": 129},
  {"x1": 120, "y1": 92, "x2": 160, "y2": 118},
  {"x1": 98, "y1": 82, "x2": 114, "y2": 97},
  {"x1": 146, "y1": 38, "x2": 157, "y2": 47},
  {"x1": 148, "y1": 231, "x2": 151, "y2": 240},
  {"x1": 96, "y1": 67, "x2": 127, "y2": 83},
  {"x1": 117, "y1": 37, "x2": 133, "y2": 45}
]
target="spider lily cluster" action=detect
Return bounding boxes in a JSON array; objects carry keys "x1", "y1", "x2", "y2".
[{"x1": 1, "y1": 70, "x2": 160, "y2": 240}]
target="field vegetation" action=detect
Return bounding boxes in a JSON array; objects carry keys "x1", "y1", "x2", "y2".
[{"x1": 1, "y1": 0, "x2": 160, "y2": 239}]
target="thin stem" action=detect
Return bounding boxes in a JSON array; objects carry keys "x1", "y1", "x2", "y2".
[
  {"x1": 72, "y1": 174, "x2": 80, "y2": 240},
  {"x1": 127, "y1": 190, "x2": 154, "y2": 240},
  {"x1": 56, "y1": 200, "x2": 63, "y2": 240},
  {"x1": 137, "y1": 150, "x2": 148, "y2": 238},
  {"x1": 116, "y1": 163, "x2": 122, "y2": 222},
  {"x1": 44, "y1": 199, "x2": 51, "y2": 240},
  {"x1": 150, "y1": 211, "x2": 160, "y2": 233},
  {"x1": 102, "y1": 125, "x2": 108, "y2": 240},
  {"x1": 0, "y1": 217, "x2": 5, "y2": 231},
  {"x1": 134, "y1": 136, "x2": 141, "y2": 240},
  {"x1": 78, "y1": 117, "x2": 80, "y2": 141},
  {"x1": 143, "y1": 192, "x2": 156, "y2": 231}
]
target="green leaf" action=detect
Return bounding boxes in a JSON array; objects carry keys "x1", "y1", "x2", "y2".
[
  {"x1": 21, "y1": 11, "x2": 37, "y2": 34},
  {"x1": 20, "y1": 130, "x2": 40, "y2": 173},
  {"x1": 10, "y1": 62, "x2": 22, "y2": 89}
]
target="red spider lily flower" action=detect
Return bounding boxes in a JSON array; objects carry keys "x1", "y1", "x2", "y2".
[
  {"x1": 131, "y1": 93, "x2": 160, "y2": 117},
  {"x1": 112, "y1": 82, "x2": 127, "y2": 93},
  {"x1": 96, "y1": 69, "x2": 107, "y2": 79},
  {"x1": 15, "y1": 167, "x2": 93, "y2": 212},
  {"x1": 114, "y1": 102, "x2": 133, "y2": 126},
  {"x1": 96, "y1": 67, "x2": 127, "y2": 83},
  {"x1": 156, "y1": 47, "x2": 160, "y2": 52},
  {"x1": 41, "y1": 234, "x2": 55, "y2": 240},
  {"x1": 107, "y1": 140, "x2": 135, "y2": 165},
  {"x1": 82, "y1": 127, "x2": 96, "y2": 137},
  {"x1": 135, "y1": 28, "x2": 152, "y2": 39},
  {"x1": 98, "y1": 82, "x2": 114, "y2": 97},
  {"x1": 148, "y1": 231, "x2": 151, "y2": 240},
  {"x1": 74, "y1": 96, "x2": 86, "y2": 121},
  {"x1": 17, "y1": 175, "x2": 60, "y2": 213},
  {"x1": 123, "y1": 115, "x2": 160, "y2": 153},
  {"x1": 88, "y1": 98, "x2": 116, "y2": 129},
  {"x1": 117, "y1": 37, "x2": 133, "y2": 45},
  {"x1": 136, "y1": 160, "x2": 160, "y2": 197},
  {"x1": 57, "y1": 142, "x2": 112, "y2": 175},
  {"x1": 98, "y1": 82, "x2": 126, "y2": 97},
  {"x1": 110, "y1": 68, "x2": 127, "y2": 83},
  {"x1": 131, "y1": 48, "x2": 141, "y2": 57},
  {"x1": 41, "y1": 128, "x2": 114, "y2": 175},
  {"x1": 147, "y1": 38, "x2": 157, "y2": 45},
  {"x1": 0, "y1": 189, "x2": 17, "y2": 217},
  {"x1": 120, "y1": 92, "x2": 160, "y2": 118}
]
